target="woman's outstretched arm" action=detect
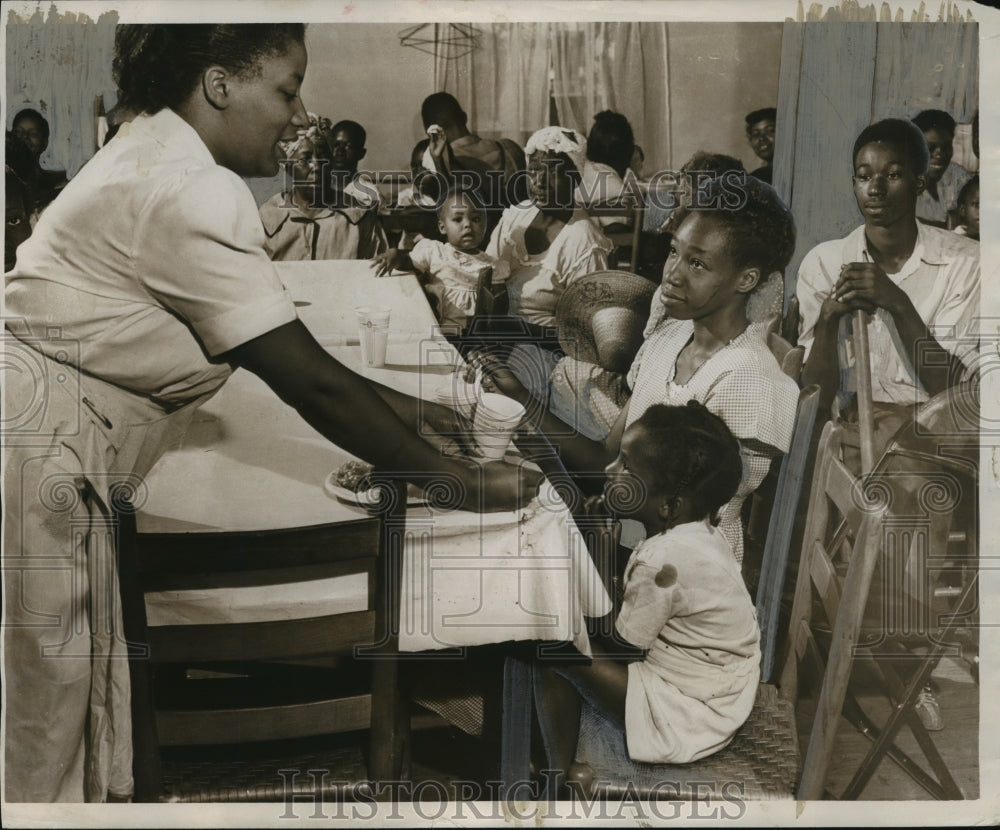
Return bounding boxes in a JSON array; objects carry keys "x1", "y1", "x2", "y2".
[{"x1": 230, "y1": 320, "x2": 541, "y2": 512}]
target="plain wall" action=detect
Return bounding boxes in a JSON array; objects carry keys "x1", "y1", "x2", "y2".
[
  {"x1": 247, "y1": 23, "x2": 436, "y2": 205},
  {"x1": 667, "y1": 23, "x2": 783, "y2": 173}
]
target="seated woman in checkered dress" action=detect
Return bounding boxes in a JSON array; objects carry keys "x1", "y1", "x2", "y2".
[{"x1": 473, "y1": 176, "x2": 799, "y2": 563}]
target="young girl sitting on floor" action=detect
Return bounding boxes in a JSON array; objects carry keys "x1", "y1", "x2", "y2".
[
  {"x1": 371, "y1": 188, "x2": 509, "y2": 331},
  {"x1": 533, "y1": 401, "x2": 760, "y2": 796}
]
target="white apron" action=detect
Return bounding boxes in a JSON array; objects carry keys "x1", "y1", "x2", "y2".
[{"x1": 3, "y1": 339, "x2": 220, "y2": 802}]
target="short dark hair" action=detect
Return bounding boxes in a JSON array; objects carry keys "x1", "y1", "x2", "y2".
[
  {"x1": 957, "y1": 174, "x2": 979, "y2": 207},
  {"x1": 632, "y1": 401, "x2": 743, "y2": 525},
  {"x1": 330, "y1": 120, "x2": 366, "y2": 149},
  {"x1": 586, "y1": 110, "x2": 635, "y2": 174},
  {"x1": 113, "y1": 24, "x2": 306, "y2": 115},
  {"x1": 852, "y1": 118, "x2": 929, "y2": 177},
  {"x1": 912, "y1": 109, "x2": 957, "y2": 138},
  {"x1": 436, "y1": 185, "x2": 485, "y2": 218},
  {"x1": 421, "y1": 92, "x2": 466, "y2": 130},
  {"x1": 680, "y1": 151, "x2": 746, "y2": 176},
  {"x1": 667, "y1": 175, "x2": 796, "y2": 277},
  {"x1": 12, "y1": 108, "x2": 50, "y2": 140},
  {"x1": 745, "y1": 107, "x2": 777, "y2": 133}
]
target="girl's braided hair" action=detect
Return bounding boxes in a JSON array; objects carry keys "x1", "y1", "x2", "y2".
[{"x1": 632, "y1": 401, "x2": 744, "y2": 526}]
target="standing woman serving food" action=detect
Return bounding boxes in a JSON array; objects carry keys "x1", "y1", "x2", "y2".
[{"x1": 3, "y1": 24, "x2": 536, "y2": 803}]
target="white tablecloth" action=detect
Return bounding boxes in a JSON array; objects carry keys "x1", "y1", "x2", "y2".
[{"x1": 139, "y1": 261, "x2": 612, "y2": 654}]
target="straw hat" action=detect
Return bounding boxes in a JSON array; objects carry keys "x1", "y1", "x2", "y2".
[{"x1": 556, "y1": 271, "x2": 657, "y2": 373}]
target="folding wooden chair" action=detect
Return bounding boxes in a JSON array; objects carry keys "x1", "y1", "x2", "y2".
[
  {"x1": 500, "y1": 385, "x2": 822, "y2": 799},
  {"x1": 114, "y1": 478, "x2": 410, "y2": 802},
  {"x1": 784, "y1": 289, "x2": 978, "y2": 799},
  {"x1": 781, "y1": 394, "x2": 978, "y2": 800}
]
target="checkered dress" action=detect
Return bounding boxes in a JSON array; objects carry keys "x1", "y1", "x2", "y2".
[{"x1": 625, "y1": 318, "x2": 799, "y2": 562}]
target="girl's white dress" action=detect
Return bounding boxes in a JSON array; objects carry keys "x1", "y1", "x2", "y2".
[
  {"x1": 408, "y1": 238, "x2": 509, "y2": 330},
  {"x1": 616, "y1": 519, "x2": 761, "y2": 763}
]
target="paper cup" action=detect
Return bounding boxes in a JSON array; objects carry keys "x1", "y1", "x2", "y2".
[
  {"x1": 356, "y1": 305, "x2": 391, "y2": 367},
  {"x1": 473, "y1": 393, "x2": 525, "y2": 460}
]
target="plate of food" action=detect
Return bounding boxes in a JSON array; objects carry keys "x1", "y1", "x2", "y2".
[{"x1": 323, "y1": 460, "x2": 428, "y2": 510}]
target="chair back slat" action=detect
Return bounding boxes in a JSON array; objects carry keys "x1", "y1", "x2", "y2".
[
  {"x1": 808, "y1": 540, "x2": 842, "y2": 627},
  {"x1": 158, "y1": 695, "x2": 373, "y2": 747},
  {"x1": 133, "y1": 518, "x2": 382, "y2": 575},
  {"x1": 146, "y1": 611, "x2": 376, "y2": 664},
  {"x1": 592, "y1": 199, "x2": 643, "y2": 273}
]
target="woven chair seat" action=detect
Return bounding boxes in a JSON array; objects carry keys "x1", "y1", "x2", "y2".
[
  {"x1": 159, "y1": 741, "x2": 370, "y2": 803},
  {"x1": 572, "y1": 684, "x2": 799, "y2": 800}
]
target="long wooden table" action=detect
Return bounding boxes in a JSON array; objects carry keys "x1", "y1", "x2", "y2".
[{"x1": 137, "y1": 260, "x2": 611, "y2": 654}]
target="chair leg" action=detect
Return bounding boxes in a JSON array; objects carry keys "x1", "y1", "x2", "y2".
[
  {"x1": 501, "y1": 657, "x2": 534, "y2": 795},
  {"x1": 839, "y1": 688, "x2": 956, "y2": 799},
  {"x1": 370, "y1": 657, "x2": 407, "y2": 788}
]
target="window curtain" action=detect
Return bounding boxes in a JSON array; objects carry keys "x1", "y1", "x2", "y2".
[
  {"x1": 434, "y1": 23, "x2": 552, "y2": 148},
  {"x1": 5, "y1": 9, "x2": 119, "y2": 177},
  {"x1": 550, "y1": 22, "x2": 670, "y2": 176}
]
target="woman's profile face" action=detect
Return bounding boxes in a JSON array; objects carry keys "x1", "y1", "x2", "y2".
[{"x1": 219, "y1": 40, "x2": 309, "y2": 178}]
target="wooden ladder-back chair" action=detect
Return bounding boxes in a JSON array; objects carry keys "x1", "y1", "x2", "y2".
[
  {"x1": 115, "y1": 478, "x2": 409, "y2": 803},
  {"x1": 501, "y1": 385, "x2": 821, "y2": 800},
  {"x1": 593, "y1": 198, "x2": 644, "y2": 273},
  {"x1": 784, "y1": 382, "x2": 979, "y2": 800}
]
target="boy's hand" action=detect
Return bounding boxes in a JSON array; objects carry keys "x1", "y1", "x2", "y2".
[
  {"x1": 371, "y1": 248, "x2": 401, "y2": 277},
  {"x1": 834, "y1": 261, "x2": 907, "y2": 317}
]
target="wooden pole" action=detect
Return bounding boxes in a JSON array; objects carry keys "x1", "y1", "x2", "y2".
[{"x1": 853, "y1": 309, "x2": 875, "y2": 474}]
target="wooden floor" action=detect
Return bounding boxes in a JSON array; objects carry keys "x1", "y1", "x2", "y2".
[{"x1": 796, "y1": 655, "x2": 979, "y2": 800}]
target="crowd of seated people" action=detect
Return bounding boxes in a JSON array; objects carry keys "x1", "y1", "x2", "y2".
[
  {"x1": 257, "y1": 114, "x2": 387, "y2": 260},
  {"x1": 4, "y1": 36, "x2": 983, "y2": 795}
]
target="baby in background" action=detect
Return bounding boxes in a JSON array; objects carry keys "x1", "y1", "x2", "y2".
[
  {"x1": 531, "y1": 401, "x2": 761, "y2": 797},
  {"x1": 953, "y1": 174, "x2": 979, "y2": 241},
  {"x1": 371, "y1": 189, "x2": 509, "y2": 331}
]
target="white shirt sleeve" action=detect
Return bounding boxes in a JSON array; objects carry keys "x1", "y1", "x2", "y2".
[
  {"x1": 615, "y1": 559, "x2": 679, "y2": 649},
  {"x1": 133, "y1": 167, "x2": 296, "y2": 356},
  {"x1": 795, "y1": 242, "x2": 839, "y2": 361}
]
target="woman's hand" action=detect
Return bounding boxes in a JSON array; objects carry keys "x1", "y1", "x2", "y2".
[
  {"x1": 469, "y1": 459, "x2": 544, "y2": 512},
  {"x1": 833, "y1": 261, "x2": 908, "y2": 317},
  {"x1": 371, "y1": 248, "x2": 402, "y2": 277},
  {"x1": 466, "y1": 349, "x2": 530, "y2": 405},
  {"x1": 417, "y1": 400, "x2": 481, "y2": 458}
]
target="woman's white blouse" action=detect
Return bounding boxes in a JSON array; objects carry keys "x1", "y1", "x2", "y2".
[{"x1": 5, "y1": 108, "x2": 296, "y2": 405}]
